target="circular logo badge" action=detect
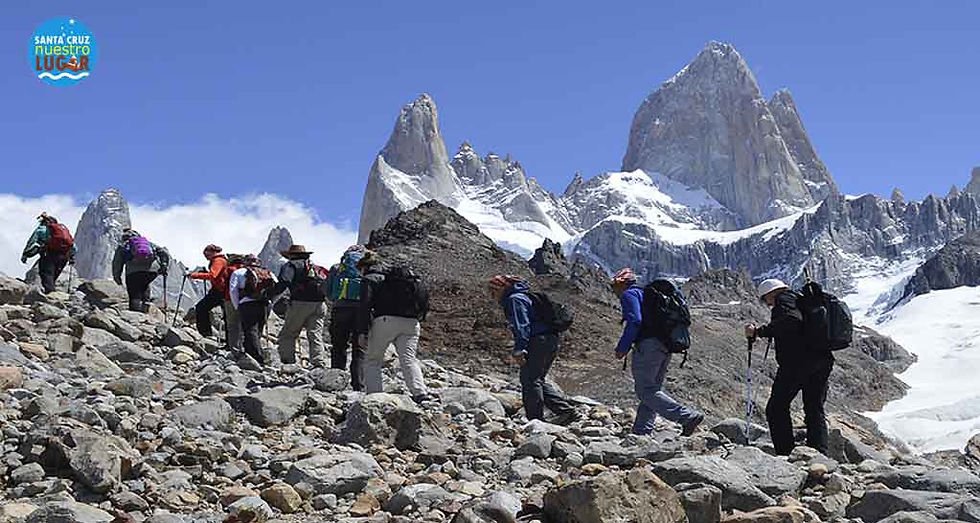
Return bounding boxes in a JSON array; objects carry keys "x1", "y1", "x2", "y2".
[{"x1": 30, "y1": 17, "x2": 97, "y2": 87}]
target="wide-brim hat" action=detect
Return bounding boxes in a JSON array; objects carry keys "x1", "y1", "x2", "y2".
[{"x1": 280, "y1": 244, "x2": 313, "y2": 257}]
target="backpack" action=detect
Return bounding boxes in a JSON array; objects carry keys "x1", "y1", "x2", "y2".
[
  {"x1": 527, "y1": 292, "x2": 574, "y2": 333},
  {"x1": 217, "y1": 254, "x2": 246, "y2": 292},
  {"x1": 45, "y1": 223, "x2": 74, "y2": 255},
  {"x1": 125, "y1": 236, "x2": 155, "y2": 262},
  {"x1": 640, "y1": 279, "x2": 693, "y2": 362},
  {"x1": 797, "y1": 281, "x2": 853, "y2": 352},
  {"x1": 243, "y1": 266, "x2": 276, "y2": 300},
  {"x1": 327, "y1": 263, "x2": 362, "y2": 302},
  {"x1": 374, "y1": 266, "x2": 428, "y2": 320}
]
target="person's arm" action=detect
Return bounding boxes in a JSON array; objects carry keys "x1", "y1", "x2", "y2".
[
  {"x1": 111, "y1": 247, "x2": 124, "y2": 284},
  {"x1": 417, "y1": 281, "x2": 430, "y2": 322},
  {"x1": 21, "y1": 225, "x2": 46, "y2": 261},
  {"x1": 615, "y1": 289, "x2": 643, "y2": 354},
  {"x1": 755, "y1": 295, "x2": 803, "y2": 339},
  {"x1": 270, "y1": 262, "x2": 293, "y2": 299},
  {"x1": 229, "y1": 270, "x2": 242, "y2": 309},
  {"x1": 358, "y1": 275, "x2": 377, "y2": 334},
  {"x1": 504, "y1": 295, "x2": 532, "y2": 357},
  {"x1": 152, "y1": 244, "x2": 170, "y2": 275}
]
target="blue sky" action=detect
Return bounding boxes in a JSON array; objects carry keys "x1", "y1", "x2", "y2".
[{"x1": 1, "y1": 2, "x2": 977, "y2": 224}]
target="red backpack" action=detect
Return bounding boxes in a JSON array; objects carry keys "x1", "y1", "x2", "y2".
[
  {"x1": 46, "y1": 223, "x2": 74, "y2": 255},
  {"x1": 244, "y1": 267, "x2": 276, "y2": 300}
]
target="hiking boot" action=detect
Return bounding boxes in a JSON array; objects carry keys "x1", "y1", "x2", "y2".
[
  {"x1": 237, "y1": 354, "x2": 262, "y2": 372},
  {"x1": 681, "y1": 412, "x2": 705, "y2": 437},
  {"x1": 550, "y1": 410, "x2": 583, "y2": 427},
  {"x1": 411, "y1": 393, "x2": 436, "y2": 405}
]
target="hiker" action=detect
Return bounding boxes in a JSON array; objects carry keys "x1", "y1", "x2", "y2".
[
  {"x1": 489, "y1": 275, "x2": 580, "y2": 424},
  {"x1": 271, "y1": 245, "x2": 329, "y2": 369},
  {"x1": 229, "y1": 254, "x2": 277, "y2": 365},
  {"x1": 187, "y1": 245, "x2": 236, "y2": 344},
  {"x1": 745, "y1": 279, "x2": 833, "y2": 455},
  {"x1": 326, "y1": 245, "x2": 367, "y2": 391},
  {"x1": 359, "y1": 257, "x2": 432, "y2": 402},
  {"x1": 21, "y1": 213, "x2": 75, "y2": 293},
  {"x1": 611, "y1": 268, "x2": 704, "y2": 436},
  {"x1": 111, "y1": 229, "x2": 170, "y2": 313}
]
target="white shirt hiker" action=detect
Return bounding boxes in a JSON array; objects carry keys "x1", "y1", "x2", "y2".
[{"x1": 229, "y1": 267, "x2": 277, "y2": 309}]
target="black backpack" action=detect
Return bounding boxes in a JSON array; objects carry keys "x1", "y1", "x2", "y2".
[
  {"x1": 527, "y1": 292, "x2": 574, "y2": 333},
  {"x1": 797, "y1": 281, "x2": 853, "y2": 352},
  {"x1": 375, "y1": 266, "x2": 429, "y2": 320},
  {"x1": 640, "y1": 279, "x2": 693, "y2": 363}
]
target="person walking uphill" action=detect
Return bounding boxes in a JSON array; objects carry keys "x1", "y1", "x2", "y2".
[
  {"x1": 612, "y1": 268, "x2": 703, "y2": 436},
  {"x1": 21, "y1": 213, "x2": 75, "y2": 294},
  {"x1": 271, "y1": 245, "x2": 329, "y2": 369},
  {"x1": 359, "y1": 258, "x2": 432, "y2": 403},
  {"x1": 229, "y1": 255, "x2": 276, "y2": 366},
  {"x1": 326, "y1": 246, "x2": 368, "y2": 391},
  {"x1": 489, "y1": 275, "x2": 580, "y2": 425},
  {"x1": 187, "y1": 245, "x2": 233, "y2": 341},
  {"x1": 745, "y1": 279, "x2": 834, "y2": 455},
  {"x1": 111, "y1": 229, "x2": 170, "y2": 313}
]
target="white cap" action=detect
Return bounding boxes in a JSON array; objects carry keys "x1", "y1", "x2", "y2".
[{"x1": 757, "y1": 279, "x2": 789, "y2": 299}]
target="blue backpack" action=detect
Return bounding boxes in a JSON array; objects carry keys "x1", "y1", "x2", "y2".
[{"x1": 327, "y1": 263, "x2": 362, "y2": 301}]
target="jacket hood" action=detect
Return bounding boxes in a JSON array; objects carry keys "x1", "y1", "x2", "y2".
[{"x1": 502, "y1": 280, "x2": 531, "y2": 302}]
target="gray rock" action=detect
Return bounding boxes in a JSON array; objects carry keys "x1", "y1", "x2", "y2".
[
  {"x1": 675, "y1": 483, "x2": 722, "y2": 523},
  {"x1": 69, "y1": 433, "x2": 133, "y2": 494},
  {"x1": 227, "y1": 496, "x2": 273, "y2": 523},
  {"x1": 0, "y1": 342, "x2": 30, "y2": 366},
  {"x1": 543, "y1": 467, "x2": 687, "y2": 523},
  {"x1": 870, "y1": 466, "x2": 980, "y2": 497},
  {"x1": 847, "y1": 489, "x2": 980, "y2": 523},
  {"x1": 710, "y1": 418, "x2": 767, "y2": 444},
  {"x1": 386, "y1": 484, "x2": 462, "y2": 515},
  {"x1": 878, "y1": 511, "x2": 944, "y2": 523},
  {"x1": 515, "y1": 434, "x2": 556, "y2": 460},
  {"x1": 257, "y1": 226, "x2": 292, "y2": 276},
  {"x1": 80, "y1": 327, "x2": 122, "y2": 348},
  {"x1": 111, "y1": 491, "x2": 150, "y2": 512},
  {"x1": 10, "y1": 463, "x2": 45, "y2": 484},
  {"x1": 98, "y1": 341, "x2": 163, "y2": 366},
  {"x1": 309, "y1": 367, "x2": 349, "y2": 392},
  {"x1": 73, "y1": 346, "x2": 124, "y2": 379},
  {"x1": 439, "y1": 388, "x2": 506, "y2": 417},
  {"x1": 284, "y1": 451, "x2": 383, "y2": 496},
  {"x1": 807, "y1": 492, "x2": 850, "y2": 520},
  {"x1": 507, "y1": 457, "x2": 558, "y2": 484},
  {"x1": 829, "y1": 428, "x2": 892, "y2": 464},
  {"x1": 170, "y1": 399, "x2": 234, "y2": 431},
  {"x1": 725, "y1": 446, "x2": 807, "y2": 497},
  {"x1": 336, "y1": 393, "x2": 424, "y2": 450},
  {"x1": 651, "y1": 456, "x2": 774, "y2": 512},
  {"x1": 227, "y1": 387, "x2": 309, "y2": 427},
  {"x1": 159, "y1": 326, "x2": 198, "y2": 348},
  {"x1": 450, "y1": 491, "x2": 522, "y2": 523},
  {"x1": 77, "y1": 279, "x2": 128, "y2": 308},
  {"x1": 31, "y1": 302, "x2": 67, "y2": 322},
  {"x1": 25, "y1": 500, "x2": 114, "y2": 523},
  {"x1": 105, "y1": 376, "x2": 155, "y2": 397},
  {"x1": 0, "y1": 277, "x2": 30, "y2": 305}
]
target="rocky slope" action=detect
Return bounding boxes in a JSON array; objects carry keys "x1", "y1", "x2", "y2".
[
  {"x1": 903, "y1": 231, "x2": 980, "y2": 298},
  {"x1": 0, "y1": 202, "x2": 976, "y2": 523}
]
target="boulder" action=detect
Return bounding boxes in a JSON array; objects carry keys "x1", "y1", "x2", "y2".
[
  {"x1": 73, "y1": 346, "x2": 124, "y2": 379},
  {"x1": 77, "y1": 280, "x2": 127, "y2": 308},
  {"x1": 69, "y1": 433, "x2": 135, "y2": 494},
  {"x1": 675, "y1": 483, "x2": 722, "y2": 523},
  {"x1": 159, "y1": 326, "x2": 199, "y2": 348},
  {"x1": 651, "y1": 456, "x2": 774, "y2": 512},
  {"x1": 260, "y1": 483, "x2": 303, "y2": 513},
  {"x1": 25, "y1": 501, "x2": 114, "y2": 523},
  {"x1": 828, "y1": 428, "x2": 891, "y2": 464},
  {"x1": 515, "y1": 434, "x2": 557, "y2": 459},
  {"x1": 440, "y1": 388, "x2": 506, "y2": 417},
  {"x1": 227, "y1": 387, "x2": 309, "y2": 427},
  {"x1": 170, "y1": 399, "x2": 234, "y2": 431},
  {"x1": 543, "y1": 467, "x2": 687, "y2": 523},
  {"x1": 450, "y1": 492, "x2": 522, "y2": 523},
  {"x1": 0, "y1": 277, "x2": 29, "y2": 305},
  {"x1": 711, "y1": 418, "x2": 768, "y2": 444},
  {"x1": 10, "y1": 463, "x2": 45, "y2": 484},
  {"x1": 284, "y1": 451, "x2": 384, "y2": 496},
  {"x1": 226, "y1": 496, "x2": 273, "y2": 523},
  {"x1": 721, "y1": 506, "x2": 820, "y2": 523},
  {"x1": 0, "y1": 367, "x2": 24, "y2": 390},
  {"x1": 309, "y1": 367, "x2": 350, "y2": 392},
  {"x1": 386, "y1": 484, "x2": 464, "y2": 515},
  {"x1": 336, "y1": 393, "x2": 424, "y2": 450},
  {"x1": 869, "y1": 466, "x2": 980, "y2": 496},
  {"x1": 0, "y1": 343, "x2": 30, "y2": 366},
  {"x1": 847, "y1": 489, "x2": 980, "y2": 523},
  {"x1": 105, "y1": 376, "x2": 155, "y2": 397},
  {"x1": 724, "y1": 446, "x2": 807, "y2": 497},
  {"x1": 0, "y1": 503, "x2": 38, "y2": 521},
  {"x1": 98, "y1": 341, "x2": 164, "y2": 366}
]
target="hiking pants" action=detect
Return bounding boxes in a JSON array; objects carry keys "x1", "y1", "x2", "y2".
[
  {"x1": 766, "y1": 359, "x2": 833, "y2": 455},
  {"x1": 194, "y1": 289, "x2": 224, "y2": 338},
  {"x1": 277, "y1": 300, "x2": 327, "y2": 366},
  {"x1": 329, "y1": 306, "x2": 364, "y2": 391},
  {"x1": 519, "y1": 334, "x2": 575, "y2": 421},
  {"x1": 364, "y1": 316, "x2": 427, "y2": 397},
  {"x1": 125, "y1": 271, "x2": 158, "y2": 313},
  {"x1": 239, "y1": 300, "x2": 268, "y2": 364},
  {"x1": 39, "y1": 252, "x2": 69, "y2": 294},
  {"x1": 631, "y1": 337, "x2": 698, "y2": 435},
  {"x1": 223, "y1": 300, "x2": 243, "y2": 351}
]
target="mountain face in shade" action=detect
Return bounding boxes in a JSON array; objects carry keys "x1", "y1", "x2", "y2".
[{"x1": 257, "y1": 226, "x2": 293, "y2": 274}]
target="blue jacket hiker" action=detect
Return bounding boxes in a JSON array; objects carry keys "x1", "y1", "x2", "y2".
[
  {"x1": 490, "y1": 275, "x2": 579, "y2": 426},
  {"x1": 21, "y1": 213, "x2": 75, "y2": 294},
  {"x1": 612, "y1": 268, "x2": 704, "y2": 437}
]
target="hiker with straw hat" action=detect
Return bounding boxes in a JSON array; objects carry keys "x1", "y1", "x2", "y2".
[{"x1": 270, "y1": 244, "x2": 329, "y2": 369}]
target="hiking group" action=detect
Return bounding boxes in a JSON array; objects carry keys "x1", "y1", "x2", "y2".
[{"x1": 20, "y1": 213, "x2": 852, "y2": 447}]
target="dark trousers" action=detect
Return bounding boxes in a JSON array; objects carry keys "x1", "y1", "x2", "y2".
[
  {"x1": 329, "y1": 306, "x2": 364, "y2": 391},
  {"x1": 125, "y1": 271, "x2": 158, "y2": 312},
  {"x1": 766, "y1": 359, "x2": 834, "y2": 455},
  {"x1": 39, "y1": 252, "x2": 69, "y2": 294},
  {"x1": 195, "y1": 289, "x2": 224, "y2": 338},
  {"x1": 239, "y1": 300, "x2": 268, "y2": 364},
  {"x1": 519, "y1": 334, "x2": 575, "y2": 420}
]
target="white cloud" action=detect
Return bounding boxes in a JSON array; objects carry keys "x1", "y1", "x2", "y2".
[{"x1": 0, "y1": 192, "x2": 358, "y2": 278}]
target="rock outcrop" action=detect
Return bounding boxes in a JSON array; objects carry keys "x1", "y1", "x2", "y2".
[
  {"x1": 904, "y1": 231, "x2": 980, "y2": 297},
  {"x1": 257, "y1": 226, "x2": 292, "y2": 274}
]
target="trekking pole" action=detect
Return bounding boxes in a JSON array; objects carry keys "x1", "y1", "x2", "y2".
[
  {"x1": 163, "y1": 272, "x2": 169, "y2": 311},
  {"x1": 66, "y1": 263, "x2": 73, "y2": 295},
  {"x1": 745, "y1": 336, "x2": 755, "y2": 443},
  {"x1": 172, "y1": 275, "x2": 187, "y2": 327}
]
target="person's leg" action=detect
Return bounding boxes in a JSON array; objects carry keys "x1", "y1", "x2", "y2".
[
  {"x1": 139, "y1": 272, "x2": 157, "y2": 311},
  {"x1": 332, "y1": 307, "x2": 363, "y2": 390},
  {"x1": 766, "y1": 367, "x2": 804, "y2": 455},
  {"x1": 520, "y1": 338, "x2": 548, "y2": 421},
  {"x1": 277, "y1": 301, "x2": 312, "y2": 364},
  {"x1": 392, "y1": 318, "x2": 427, "y2": 398},
  {"x1": 194, "y1": 290, "x2": 223, "y2": 337},
  {"x1": 329, "y1": 308, "x2": 348, "y2": 370},
  {"x1": 125, "y1": 272, "x2": 143, "y2": 312},
  {"x1": 630, "y1": 341, "x2": 657, "y2": 434},
  {"x1": 305, "y1": 302, "x2": 328, "y2": 367},
  {"x1": 802, "y1": 360, "x2": 833, "y2": 455},
  {"x1": 223, "y1": 300, "x2": 243, "y2": 352},
  {"x1": 52, "y1": 254, "x2": 68, "y2": 286},
  {"x1": 38, "y1": 254, "x2": 57, "y2": 293},
  {"x1": 363, "y1": 317, "x2": 394, "y2": 393},
  {"x1": 536, "y1": 335, "x2": 575, "y2": 415},
  {"x1": 239, "y1": 302, "x2": 262, "y2": 363}
]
